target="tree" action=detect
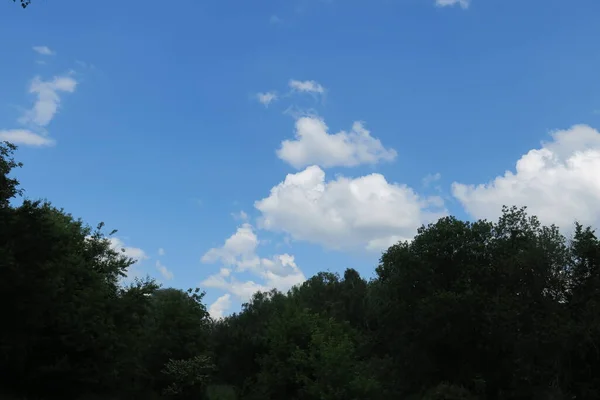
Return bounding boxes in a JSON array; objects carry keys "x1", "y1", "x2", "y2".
[
  {"x1": 0, "y1": 142, "x2": 22, "y2": 207},
  {"x1": 12, "y1": 0, "x2": 31, "y2": 8}
]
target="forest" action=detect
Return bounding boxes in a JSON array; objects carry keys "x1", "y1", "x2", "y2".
[{"x1": 1, "y1": 139, "x2": 600, "y2": 400}]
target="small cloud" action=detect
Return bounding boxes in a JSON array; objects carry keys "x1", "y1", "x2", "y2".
[
  {"x1": 32, "y1": 46, "x2": 55, "y2": 56},
  {"x1": 232, "y1": 210, "x2": 249, "y2": 221},
  {"x1": 19, "y1": 75, "x2": 78, "y2": 128},
  {"x1": 269, "y1": 15, "x2": 283, "y2": 24},
  {"x1": 435, "y1": 0, "x2": 470, "y2": 9},
  {"x1": 109, "y1": 237, "x2": 148, "y2": 262},
  {"x1": 201, "y1": 224, "x2": 306, "y2": 311},
  {"x1": 276, "y1": 116, "x2": 397, "y2": 169},
  {"x1": 35, "y1": 60, "x2": 47, "y2": 65},
  {"x1": 256, "y1": 91, "x2": 278, "y2": 107},
  {"x1": 158, "y1": 247, "x2": 166, "y2": 256},
  {"x1": 156, "y1": 260, "x2": 174, "y2": 281},
  {"x1": 422, "y1": 172, "x2": 441, "y2": 187},
  {"x1": 0, "y1": 129, "x2": 54, "y2": 147},
  {"x1": 289, "y1": 79, "x2": 325, "y2": 94},
  {"x1": 209, "y1": 294, "x2": 232, "y2": 319}
]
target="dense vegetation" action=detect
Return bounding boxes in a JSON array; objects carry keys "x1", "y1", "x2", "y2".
[{"x1": 1, "y1": 140, "x2": 600, "y2": 399}]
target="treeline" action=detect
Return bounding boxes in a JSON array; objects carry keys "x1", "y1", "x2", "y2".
[{"x1": 1, "y1": 140, "x2": 600, "y2": 399}]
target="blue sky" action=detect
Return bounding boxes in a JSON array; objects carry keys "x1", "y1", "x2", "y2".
[{"x1": 2, "y1": 0, "x2": 600, "y2": 317}]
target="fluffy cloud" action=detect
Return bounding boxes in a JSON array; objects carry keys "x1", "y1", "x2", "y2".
[
  {"x1": 158, "y1": 247, "x2": 166, "y2": 256},
  {"x1": 156, "y1": 260, "x2": 174, "y2": 281},
  {"x1": 201, "y1": 224, "x2": 306, "y2": 312},
  {"x1": 289, "y1": 79, "x2": 325, "y2": 94},
  {"x1": 32, "y1": 46, "x2": 55, "y2": 56},
  {"x1": 209, "y1": 294, "x2": 232, "y2": 319},
  {"x1": 277, "y1": 116, "x2": 397, "y2": 169},
  {"x1": 0, "y1": 129, "x2": 54, "y2": 147},
  {"x1": 109, "y1": 237, "x2": 148, "y2": 262},
  {"x1": 19, "y1": 75, "x2": 77, "y2": 128},
  {"x1": 436, "y1": 0, "x2": 470, "y2": 8},
  {"x1": 201, "y1": 223, "x2": 261, "y2": 268},
  {"x1": 256, "y1": 91, "x2": 277, "y2": 107},
  {"x1": 452, "y1": 124, "x2": 600, "y2": 231},
  {"x1": 254, "y1": 165, "x2": 446, "y2": 251},
  {"x1": 1, "y1": 72, "x2": 77, "y2": 147}
]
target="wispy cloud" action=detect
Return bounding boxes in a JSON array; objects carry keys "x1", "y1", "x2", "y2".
[
  {"x1": 156, "y1": 260, "x2": 174, "y2": 280},
  {"x1": 19, "y1": 75, "x2": 78, "y2": 128},
  {"x1": 0, "y1": 129, "x2": 54, "y2": 147},
  {"x1": 1, "y1": 71, "x2": 78, "y2": 147},
  {"x1": 289, "y1": 79, "x2": 325, "y2": 94},
  {"x1": 256, "y1": 91, "x2": 278, "y2": 107},
  {"x1": 422, "y1": 172, "x2": 441, "y2": 187},
  {"x1": 32, "y1": 46, "x2": 55, "y2": 56},
  {"x1": 269, "y1": 15, "x2": 283, "y2": 24},
  {"x1": 435, "y1": 0, "x2": 470, "y2": 9}
]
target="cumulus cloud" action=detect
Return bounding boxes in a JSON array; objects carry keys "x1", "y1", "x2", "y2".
[
  {"x1": 32, "y1": 46, "x2": 55, "y2": 56},
  {"x1": 19, "y1": 75, "x2": 78, "y2": 128},
  {"x1": 109, "y1": 237, "x2": 148, "y2": 263},
  {"x1": 156, "y1": 260, "x2": 174, "y2": 281},
  {"x1": 0, "y1": 129, "x2": 54, "y2": 147},
  {"x1": 452, "y1": 124, "x2": 600, "y2": 232},
  {"x1": 254, "y1": 165, "x2": 446, "y2": 251},
  {"x1": 277, "y1": 116, "x2": 397, "y2": 169},
  {"x1": 201, "y1": 224, "x2": 306, "y2": 310},
  {"x1": 1, "y1": 72, "x2": 77, "y2": 147},
  {"x1": 289, "y1": 79, "x2": 325, "y2": 94},
  {"x1": 435, "y1": 0, "x2": 470, "y2": 8},
  {"x1": 209, "y1": 294, "x2": 232, "y2": 319},
  {"x1": 158, "y1": 247, "x2": 166, "y2": 256},
  {"x1": 256, "y1": 92, "x2": 277, "y2": 107},
  {"x1": 201, "y1": 223, "x2": 261, "y2": 268}
]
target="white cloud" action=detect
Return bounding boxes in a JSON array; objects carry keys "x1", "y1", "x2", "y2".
[
  {"x1": 109, "y1": 237, "x2": 149, "y2": 263},
  {"x1": 231, "y1": 210, "x2": 249, "y2": 221},
  {"x1": 422, "y1": 172, "x2": 441, "y2": 187},
  {"x1": 289, "y1": 79, "x2": 325, "y2": 94},
  {"x1": 452, "y1": 124, "x2": 600, "y2": 232},
  {"x1": 19, "y1": 75, "x2": 78, "y2": 128},
  {"x1": 254, "y1": 165, "x2": 446, "y2": 251},
  {"x1": 277, "y1": 116, "x2": 397, "y2": 169},
  {"x1": 156, "y1": 260, "x2": 174, "y2": 280},
  {"x1": 435, "y1": 0, "x2": 470, "y2": 8},
  {"x1": 256, "y1": 92, "x2": 278, "y2": 107},
  {"x1": 201, "y1": 224, "x2": 306, "y2": 306},
  {"x1": 158, "y1": 247, "x2": 166, "y2": 256},
  {"x1": 32, "y1": 46, "x2": 55, "y2": 56},
  {"x1": 0, "y1": 129, "x2": 54, "y2": 147},
  {"x1": 1, "y1": 72, "x2": 77, "y2": 148},
  {"x1": 209, "y1": 294, "x2": 232, "y2": 319},
  {"x1": 269, "y1": 15, "x2": 283, "y2": 24},
  {"x1": 201, "y1": 223, "x2": 261, "y2": 268}
]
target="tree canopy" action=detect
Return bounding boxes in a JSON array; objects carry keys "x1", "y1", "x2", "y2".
[
  {"x1": 1, "y1": 140, "x2": 600, "y2": 399},
  {"x1": 12, "y1": 0, "x2": 30, "y2": 8}
]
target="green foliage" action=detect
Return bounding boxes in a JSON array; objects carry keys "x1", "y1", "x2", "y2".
[
  {"x1": 422, "y1": 382, "x2": 476, "y2": 400},
  {"x1": 162, "y1": 355, "x2": 215, "y2": 399},
  {"x1": 11, "y1": 0, "x2": 30, "y2": 8},
  {"x1": 2, "y1": 142, "x2": 600, "y2": 400},
  {"x1": 0, "y1": 142, "x2": 22, "y2": 206}
]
